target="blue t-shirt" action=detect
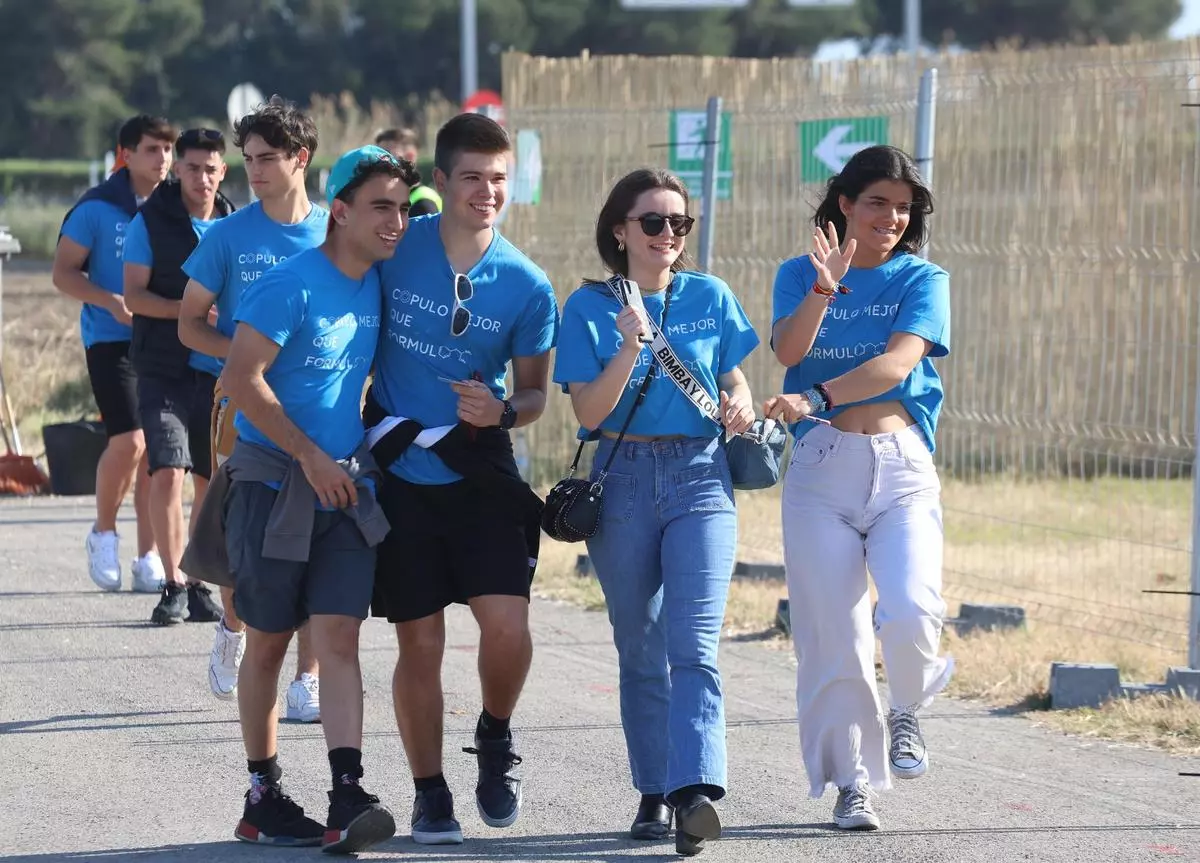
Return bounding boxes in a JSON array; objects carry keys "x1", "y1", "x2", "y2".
[
  {"x1": 181, "y1": 200, "x2": 329, "y2": 372},
  {"x1": 60, "y1": 199, "x2": 135, "y2": 347},
  {"x1": 124, "y1": 212, "x2": 224, "y2": 376},
  {"x1": 233, "y1": 247, "x2": 381, "y2": 462},
  {"x1": 374, "y1": 215, "x2": 559, "y2": 485},
  {"x1": 771, "y1": 252, "x2": 951, "y2": 451},
  {"x1": 553, "y1": 271, "x2": 760, "y2": 438}
]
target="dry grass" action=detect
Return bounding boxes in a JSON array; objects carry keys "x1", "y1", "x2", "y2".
[{"x1": 1, "y1": 270, "x2": 91, "y2": 457}]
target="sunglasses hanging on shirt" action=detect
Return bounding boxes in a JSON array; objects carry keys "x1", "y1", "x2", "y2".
[{"x1": 451, "y1": 273, "x2": 474, "y2": 337}]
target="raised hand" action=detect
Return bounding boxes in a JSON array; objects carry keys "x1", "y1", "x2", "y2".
[{"x1": 809, "y1": 222, "x2": 856, "y2": 291}]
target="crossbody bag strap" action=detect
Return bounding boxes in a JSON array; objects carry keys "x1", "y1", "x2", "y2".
[
  {"x1": 606, "y1": 276, "x2": 724, "y2": 429},
  {"x1": 589, "y1": 277, "x2": 678, "y2": 483}
]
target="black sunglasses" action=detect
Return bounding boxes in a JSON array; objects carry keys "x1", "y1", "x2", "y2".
[
  {"x1": 626, "y1": 213, "x2": 695, "y2": 238},
  {"x1": 451, "y1": 273, "x2": 473, "y2": 337}
]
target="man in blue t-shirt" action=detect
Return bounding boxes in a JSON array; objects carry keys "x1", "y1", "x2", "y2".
[
  {"x1": 124, "y1": 127, "x2": 235, "y2": 628},
  {"x1": 366, "y1": 113, "x2": 559, "y2": 845},
  {"x1": 53, "y1": 114, "x2": 177, "y2": 595},
  {"x1": 177, "y1": 96, "x2": 328, "y2": 716},
  {"x1": 218, "y1": 144, "x2": 418, "y2": 853}
]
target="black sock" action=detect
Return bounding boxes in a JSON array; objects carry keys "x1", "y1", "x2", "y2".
[
  {"x1": 641, "y1": 793, "x2": 667, "y2": 808},
  {"x1": 329, "y1": 747, "x2": 363, "y2": 790},
  {"x1": 477, "y1": 708, "x2": 510, "y2": 740},
  {"x1": 414, "y1": 772, "x2": 448, "y2": 793},
  {"x1": 248, "y1": 755, "x2": 282, "y2": 788}
]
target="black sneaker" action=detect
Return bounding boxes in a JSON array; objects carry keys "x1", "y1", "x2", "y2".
[
  {"x1": 186, "y1": 582, "x2": 223, "y2": 623},
  {"x1": 150, "y1": 583, "x2": 187, "y2": 625},
  {"x1": 411, "y1": 785, "x2": 464, "y2": 845},
  {"x1": 322, "y1": 782, "x2": 396, "y2": 854},
  {"x1": 463, "y1": 733, "x2": 523, "y2": 828},
  {"x1": 234, "y1": 783, "x2": 324, "y2": 846}
]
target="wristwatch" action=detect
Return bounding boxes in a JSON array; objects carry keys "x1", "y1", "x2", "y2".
[{"x1": 498, "y1": 399, "x2": 517, "y2": 430}]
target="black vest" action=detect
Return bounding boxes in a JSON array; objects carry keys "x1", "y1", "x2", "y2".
[{"x1": 130, "y1": 182, "x2": 235, "y2": 378}]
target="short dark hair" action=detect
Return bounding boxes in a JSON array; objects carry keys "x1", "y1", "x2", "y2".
[
  {"x1": 232, "y1": 94, "x2": 319, "y2": 160},
  {"x1": 118, "y1": 115, "x2": 178, "y2": 152},
  {"x1": 335, "y1": 156, "x2": 422, "y2": 205},
  {"x1": 434, "y1": 113, "x2": 509, "y2": 176},
  {"x1": 814, "y1": 145, "x2": 934, "y2": 255},
  {"x1": 175, "y1": 128, "x2": 226, "y2": 159},
  {"x1": 595, "y1": 168, "x2": 697, "y2": 276},
  {"x1": 375, "y1": 127, "x2": 418, "y2": 149}
]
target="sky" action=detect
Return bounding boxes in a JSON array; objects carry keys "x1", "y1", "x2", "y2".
[
  {"x1": 813, "y1": 0, "x2": 1200, "y2": 61},
  {"x1": 1172, "y1": 0, "x2": 1200, "y2": 37}
]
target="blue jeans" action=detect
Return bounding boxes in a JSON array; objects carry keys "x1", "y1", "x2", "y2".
[{"x1": 585, "y1": 435, "x2": 737, "y2": 801}]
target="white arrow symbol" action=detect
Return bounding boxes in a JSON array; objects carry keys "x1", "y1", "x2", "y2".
[{"x1": 814, "y1": 124, "x2": 875, "y2": 173}]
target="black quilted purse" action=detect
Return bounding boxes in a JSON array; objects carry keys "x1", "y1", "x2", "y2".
[{"x1": 541, "y1": 279, "x2": 673, "y2": 543}]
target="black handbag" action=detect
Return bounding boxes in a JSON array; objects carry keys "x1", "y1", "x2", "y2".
[{"x1": 541, "y1": 279, "x2": 674, "y2": 543}]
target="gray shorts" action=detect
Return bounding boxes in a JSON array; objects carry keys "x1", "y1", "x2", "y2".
[{"x1": 225, "y1": 480, "x2": 377, "y2": 633}]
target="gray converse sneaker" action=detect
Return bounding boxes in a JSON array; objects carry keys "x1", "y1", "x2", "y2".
[
  {"x1": 833, "y1": 782, "x2": 879, "y2": 831},
  {"x1": 887, "y1": 707, "x2": 928, "y2": 779}
]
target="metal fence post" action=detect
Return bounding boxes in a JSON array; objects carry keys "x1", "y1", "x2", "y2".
[
  {"x1": 1191, "y1": 368, "x2": 1200, "y2": 668},
  {"x1": 697, "y1": 95, "x2": 721, "y2": 273},
  {"x1": 914, "y1": 67, "x2": 938, "y2": 259}
]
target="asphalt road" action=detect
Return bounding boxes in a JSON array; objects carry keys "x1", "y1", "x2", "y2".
[{"x1": 2, "y1": 496, "x2": 1199, "y2": 862}]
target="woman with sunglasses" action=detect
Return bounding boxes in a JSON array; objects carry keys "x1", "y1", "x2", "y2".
[
  {"x1": 762, "y1": 145, "x2": 952, "y2": 832},
  {"x1": 552, "y1": 168, "x2": 760, "y2": 856}
]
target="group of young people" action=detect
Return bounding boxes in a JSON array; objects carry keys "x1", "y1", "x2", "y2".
[{"x1": 53, "y1": 92, "x2": 952, "y2": 855}]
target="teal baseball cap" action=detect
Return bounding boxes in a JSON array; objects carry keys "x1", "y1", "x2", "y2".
[{"x1": 325, "y1": 145, "x2": 399, "y2": 206}]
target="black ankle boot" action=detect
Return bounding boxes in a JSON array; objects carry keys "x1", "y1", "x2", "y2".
[
  {"x1": 672, "y1": 789, "x2": 721, "y2": 857},
  {"x1": 630, "y1": 794, "x2": 672, "y2": 840}
]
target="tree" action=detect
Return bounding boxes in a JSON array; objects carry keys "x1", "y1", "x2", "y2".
[{"x1": 865, "y1": 0, "x2": 1182, "y2": 49}]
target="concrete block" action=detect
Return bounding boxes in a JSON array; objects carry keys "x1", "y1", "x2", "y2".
[
  {"x1": 949, "y1": 603, "x2": 1026, "y2": 637},
  {"x1": 776, "y1": 598, "x2": 791, "y2": 636},
  {"x1": 574, "y1": 554, "x2": 594, "y2": 577},
  {"x1": 734, "y1": 561, "x2": 786, "y2": 580},
  {"x1": 1049, "y1": 662, "x2": 1121, "y2": 709},
  {"x1": 1120, "y1": 683, "x2": 1170, "y2": 699},
  {"x1": 1165, "y1": 667, "x2": 1200, "y2": 700}
]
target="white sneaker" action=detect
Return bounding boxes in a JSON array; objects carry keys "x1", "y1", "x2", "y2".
[
  {"x1": 208, "y1": 619, "x2": 246, "y2": 701},
  {"x1": 86, "y1": 529, "x2": 122, "y2": 591},
  {"x1": 887, "y1": 707, "x2": 929, "y2": 779},
  {"x1": 131, "y1": 552, "x2": 167, "y2": 593},
  {"x1": 285, "y1": 673, "x2": 321, "y2": 723},
  {"x1": 833, "y1": 782, "x2": 880, "y2": 831}
]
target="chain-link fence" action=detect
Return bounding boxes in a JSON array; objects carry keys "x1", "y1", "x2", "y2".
[{"x1": 500, "y1": 41, "x2": 1200, "y2": 665}]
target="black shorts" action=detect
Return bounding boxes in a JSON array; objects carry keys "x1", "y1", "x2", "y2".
[
  {"x1": 226, "y1": 481, "x2": 378, "y2": 633},
  {"x1": 85, "y1": 341, "x2": 140, "y2": 438},
  {"x1": 373, "y1": 474, "x2": 534, "y2": 623},
  {"x1": 137, "y1": 371, "x2": 216, "y2": 479}
]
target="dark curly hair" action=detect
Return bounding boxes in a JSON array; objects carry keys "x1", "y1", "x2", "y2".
[
  {"x1": 335, "y1": 156, "x2": 422, "y2": 204},
  {"x1": 813, "y1": 145, "x2": 933, "y2": 255},
  {"x1": 233, "y1": 94, "x2": 319, "y2": 159}
]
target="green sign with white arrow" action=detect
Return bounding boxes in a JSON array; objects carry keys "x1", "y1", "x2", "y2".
[{"x1": 798, "y1": 116, "x2": 889, "y2": 183}]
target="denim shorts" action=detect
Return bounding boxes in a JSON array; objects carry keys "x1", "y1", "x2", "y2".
[{"x1": 225, "y1": 480, "x2": 377, "y2": 633}]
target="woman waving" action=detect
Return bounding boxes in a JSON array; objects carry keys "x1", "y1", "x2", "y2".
[{"x1": 764, "y1": 145, "x2": 953, "y2": 832}]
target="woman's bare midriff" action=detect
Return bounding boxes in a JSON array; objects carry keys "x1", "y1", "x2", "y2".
[
  {"x1": 829, "y1": 400, "x2": 916, "y2": 436},
  {"x1": 600, "y1": 431, "x2": 686, "y2": 442}
]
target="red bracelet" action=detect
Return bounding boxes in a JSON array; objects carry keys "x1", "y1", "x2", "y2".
[{"x1": 811, "y1": 280, "x2": 835, "y2": 298}]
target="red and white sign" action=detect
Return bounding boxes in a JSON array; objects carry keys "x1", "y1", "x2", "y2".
[{"x1": 463, "y1": 89, "x2": 505, "y2": 127}]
